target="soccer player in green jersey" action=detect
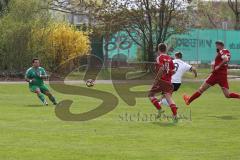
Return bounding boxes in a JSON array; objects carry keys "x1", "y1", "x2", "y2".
[{"x1": 25, "y1": 58, "x2": 57, "y2": 106}]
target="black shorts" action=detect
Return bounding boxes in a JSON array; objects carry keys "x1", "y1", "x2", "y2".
[{"x1": 172, "y1": 83, "x2": 181, "y2": 92}]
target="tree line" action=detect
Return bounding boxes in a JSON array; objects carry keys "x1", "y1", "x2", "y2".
[
  {"x1": 0, "y1": 0, "x2": 90, "y2": 75},
  {"x1": 0, "y1": 0, "x2": 240, "y2": 74}
]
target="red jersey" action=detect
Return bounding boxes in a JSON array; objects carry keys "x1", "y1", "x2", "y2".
[
  {"x1": 156, "y1": 54, "x2": 175, "y2": 82},
  {"x1": 213, "y1": 49, "x2": 231, "y2": 75}
]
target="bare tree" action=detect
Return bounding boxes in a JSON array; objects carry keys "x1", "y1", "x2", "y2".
[
  {"x1": 228, "y1": 0, "x2": 240, "y2": 29},
  {"x1": 92, "y1": 0, "x2": 192, "y2": 62},
  {"x1": 47, "y1": 0, "x2": 193, "y2": 62}
]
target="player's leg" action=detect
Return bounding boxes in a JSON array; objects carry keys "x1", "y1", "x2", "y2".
[
  {"x1": 148, "y1": 84, "x2": 162, "y2": 111},
  {"x1": 221, "y1": 88, "x2": 240, "y2": 99},
  {"x1": 160, "y1": 83, "x2": 181, "y2": 107},
  {"x1": 164, "y1": 93, "x2": 178, "y2": 122},
  {"x1": 228, "y1": 92, "x2": 240, "y2": 99},
  {"x1": 149, "y1": 80, "x2": 174, "y2": 118},
  {"x1": 164, "y1": 93, "x2": 177, "y2": 116},
  {"x1": 40, "y1": 85, "x2": 57, "y2": 105},
  {"x1": 44, "y1": 91, "x2": 57, "y2": 105},
  {"x1": 220, "y1": 80, "x2": 240, "y2": 99},
  {"x1": 30, "y1": 85, "x2": 48, "y2": 105},
  {"x1": 159, "y1": 95, "x2": 169, "y2": 106},
  {"x1": 183, "y1": 82, "x2": 211, "y2": 105},
  {"x1": 183, "y1": 74, "x2": 216, "y2": 105}
]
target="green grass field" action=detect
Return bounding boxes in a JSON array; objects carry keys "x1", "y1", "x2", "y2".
[{"x1": 1, "y1": 82, "x2": 240, "y2": 160}]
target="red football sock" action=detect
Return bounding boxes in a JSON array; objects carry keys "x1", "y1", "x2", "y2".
[
  {"x1": 188, "y1": 91, "x2": 202, "y2": 104},
  {"x1": 151, "y1": 98, "x2": 161, "y2": 110},
  {"x1": 170, "y1": 104, "x2": 177, "y2": 116},
  {"x1": 229, "y1": 93, "x2": 240, "y2": 99}
]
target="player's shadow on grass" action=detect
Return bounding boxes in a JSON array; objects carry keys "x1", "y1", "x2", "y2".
[
  {"x1": 152, "y1": 122, "x2": 177, "y2": 127},
  {"x1": 25, "y1": 104, "x2": 44, "y2": 107},
  {"x1": 208, "y1": 115, "x2": 238, "y2": 120}
]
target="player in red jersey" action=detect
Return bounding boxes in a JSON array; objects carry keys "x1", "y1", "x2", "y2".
[
  {"x1": 183, "y1": 41, "x2": 240, "y2": 105},
  {"x1": 149, "y1": 43, "x2": 178, "y2": 121}
]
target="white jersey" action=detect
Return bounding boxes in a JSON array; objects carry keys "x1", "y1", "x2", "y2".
[{"x1": 171, "y1": 59, "x2": 192, "y2": 83}]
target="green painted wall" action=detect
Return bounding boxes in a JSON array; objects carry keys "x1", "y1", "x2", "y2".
[
  {"x1": 103, "y1": 29, "x2": 240, "y2": 63},
  {"x1": 169, "y1": 29, "x2": 240, "y2": 64}
]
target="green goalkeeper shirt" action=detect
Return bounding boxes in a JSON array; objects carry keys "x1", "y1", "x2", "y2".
[{"x1": 25, "y1": 67, "x2": 47, "y2": 86}]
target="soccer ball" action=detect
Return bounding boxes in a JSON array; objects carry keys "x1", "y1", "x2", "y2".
[{"x1": 86, "y1": 79, "x2": 95, "y2": 87}]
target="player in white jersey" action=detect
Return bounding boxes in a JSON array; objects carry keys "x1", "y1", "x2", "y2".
[{"x1": 160, "y1": 52, "x2": 197, "y2": 106}]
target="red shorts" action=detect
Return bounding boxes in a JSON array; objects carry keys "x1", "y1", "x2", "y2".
[
  {"x1": 205, "y1": 73, "x2": 229, "y2": 89},
  {"x1": 149, "y1": 80, "x2": 173, "y2": 97}
]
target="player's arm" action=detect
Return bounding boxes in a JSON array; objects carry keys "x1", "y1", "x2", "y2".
[
  {"x1": 190, "y1": 67, "x2": 197, "y2": 78},
  {"x1": 25, "y1": 71, "x2": 34, "y2": 83},
  {"x1": 25, "y1": 76, "x2": 33, "y2": 83},
  {"x1": 214, "y1": 55, "x2": 229, "y2": 71},
  {"x1": 185, "y1": 62, "x2": 197, "y2": 78},
  {"x1": 40, "y1": 75, "x2": 48, "y2": 79},
  {"x1": 172, "y1": 70, "x2": 176, "y2": 75},
  {"x1": 39, "y1": 68, "x2": 48, "y2": 79}
]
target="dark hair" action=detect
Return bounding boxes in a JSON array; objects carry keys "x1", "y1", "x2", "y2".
[
  {"x1": 158, "y1": 43, "x2": 167, "y2": 52},
  {"x1": 215, "y1": 40, "x2": 224, "y2": 46},
  {"x1": 175, "y1": 52, "x2": 183, "y2": 59},
  {"x1": 32, "y1": 58, "x2": 39, "y2": 63}
]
